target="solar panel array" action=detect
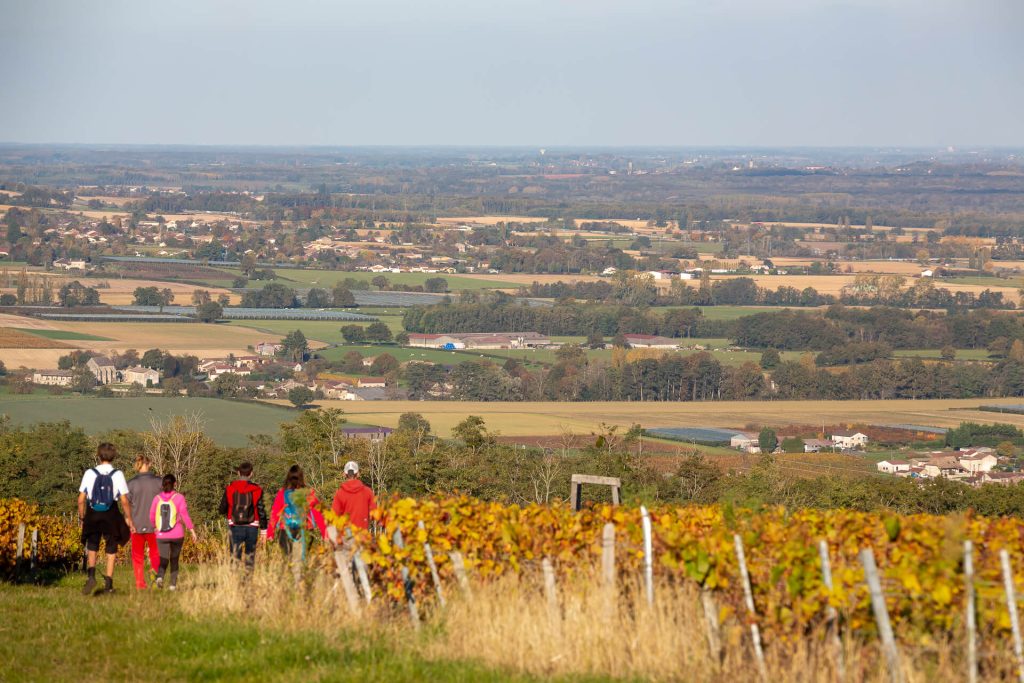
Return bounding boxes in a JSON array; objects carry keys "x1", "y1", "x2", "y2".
[{"x1": 647, "y1": 427, "x2": 744, "y2": 444}]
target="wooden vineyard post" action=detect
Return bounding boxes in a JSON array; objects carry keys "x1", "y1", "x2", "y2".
[
  {"x1": 30, "y1": 529, "x2": 38, "y2": 574},
  {"x1": 860, "y1": 548, "x2": 905, "y2": 683},
  {"x1": 326, "y1": 526, "x2": 360, "y2": 615},
  {"x1": 346, "y1": 528, "x2": 373, "y2": 605},
  {"x1": 542, "y1": 557, "x2": 559, "y2": 613},
  {"x1": 964, "y1": 540, "x2": 977, "y2": 683},
  {"x1": 449, "y1": 551, "x2": 471, "y2": 597},
  {"x1": 734, "y1": 533, "x2": 767, "y2": 681},
  {"x1": 393, "y1": 528, "x2": 420, "y2": 629},
  {"x1": 418, "y1": 521, "x2": 445, "y2": 608},
  {"x1": 818, "y1": 540, "x2": 845, "y2": 681},
  {"x1": 640, "y1": 506, "x2": 654, "y2": 607},
  {"x1": 601, "y1": 523, "x2": 616, "y2": 587},
  {"x1": 700, "y1": 588, "x2": 723, "y2": 667},
  {"x1": 1000, "y1": 549, "x2": 1024, "y2": 683},
  {"x1": 16, "y1": 524, "x2": 25, "y2": 577}
]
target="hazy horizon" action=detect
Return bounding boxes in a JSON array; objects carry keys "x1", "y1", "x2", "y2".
[{"x1": 3, "y1": 0, "x2": 1022, "y2": 147}]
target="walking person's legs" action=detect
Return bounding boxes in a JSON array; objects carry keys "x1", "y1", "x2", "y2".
[
  {"x1": 156, "y1": 540, "x2": 172, "y2": 587},
  {"x1": 146, "y1": 533, "x2": 160, "y2": 576},
  {"x1": 242, "y1": 526, "x2": 258, "y2": 571},
  {"x1": 131, "y1": 533, "x2": 147, "y2": 588},
  {"x1": 229, "y1": 526, "x2": 245, "y2": 563},
  {"x1": 167, "y1": 539, "x2": 183, "y2": 589}
]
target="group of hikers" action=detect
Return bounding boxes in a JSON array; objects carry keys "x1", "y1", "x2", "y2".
[{"x1": 77, "y1": 442, "x2": 377, "y2": 595}]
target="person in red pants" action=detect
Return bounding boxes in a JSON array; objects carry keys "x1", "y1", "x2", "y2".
[{"x1": 126, "y1": 455, "x2": 163, "y2": 589}]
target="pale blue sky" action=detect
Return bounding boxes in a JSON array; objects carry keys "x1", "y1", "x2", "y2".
[{"x1": 2, "y1": 0, "x2": 1022, "y2": 146}]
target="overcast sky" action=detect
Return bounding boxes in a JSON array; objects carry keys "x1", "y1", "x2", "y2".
[{"x1": 2, "y1": 0, "x2": 1022, "y2": 147}]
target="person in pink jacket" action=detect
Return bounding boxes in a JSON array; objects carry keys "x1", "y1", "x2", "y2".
[{"x1": 148, "y1": 474, "x2": 196, "y2": 591}]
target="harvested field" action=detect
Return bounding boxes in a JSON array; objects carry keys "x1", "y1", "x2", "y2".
[
  {"x1": 459, "y1": 272, "x2": 602, "y2": 285},
  {"x1": 707, "y1": 273, "x2": 1023, "y2": 302},
  {"x1": 0, "y1": 328, "x2": 70, "y2": 349},
  {"x1": 0, "y1": 313, "x2": 297, "y2": 368},
  {"x1": 272, "y1": 397, "x2": 1024, "y2": 437},
  {"x1": 0, "y1": 274, "x2": 239, "y2": 306}
]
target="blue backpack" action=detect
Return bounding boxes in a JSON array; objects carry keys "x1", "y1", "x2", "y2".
[
  {"x1": 282, "y1": 488, "x2": 303, "y2": 540},
  {"x1": 89, "y1": 468, "x2": 118, "y2": 512}
]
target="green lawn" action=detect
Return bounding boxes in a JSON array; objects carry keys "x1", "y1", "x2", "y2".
[
  {"x1": 0, "y1": 396, "x2": 306, "y2": 446},
  {"x1": 12, "y1": 328, "x2": 114, "y2": 341},
  {"x1": 0, "y1": 569, "x2": 570, "y2": 683},
  {"x1": 226, "y1": 268, "x2": 517, "y2": 291},
  {"x1": 941, "y1": 275, "x2": 1022, "y2": 287},
  {"x1": 316, "y1": 344, "x2": 475, "y2": 365}
]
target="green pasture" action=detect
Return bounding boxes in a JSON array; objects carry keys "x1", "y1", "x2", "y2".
[
  {"x1": 0, "y1": 395, "x2": 304, "y2": 446},
  {"x1": 0, "y1": 571, "x2": 565, "y2": 683}
]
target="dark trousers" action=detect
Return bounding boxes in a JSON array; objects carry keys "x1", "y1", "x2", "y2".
[
  {"x1": 156, "y1": 539, "x2": 183, "y2": 586},
  {"x1": 229, "y1": 526, "x2": 259, "y2": 569}
]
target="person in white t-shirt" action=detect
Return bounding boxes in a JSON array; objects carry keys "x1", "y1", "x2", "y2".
[{"x1": 77, "y1": 443, "x2": 133, "y2": 595}]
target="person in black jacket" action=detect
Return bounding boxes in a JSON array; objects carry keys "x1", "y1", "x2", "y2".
[{"x1": 218, "y1": 462, "x2": 267, "y2": 569}]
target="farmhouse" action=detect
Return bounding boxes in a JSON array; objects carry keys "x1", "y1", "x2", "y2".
[
  {"x1": 829, "y1": 431, "x2": 868, "y2": 450},
  {"x1": 255, "y1": 341, "x2": 283, "y2": 356},
  {"x1": 342, "y1": 426, "x2": 393, "y2": 442},
  {"x1": 623, "y1": 334, "x2": 679, "y2": 349},
  {"x1": 31, "y1": 369, "x2": 74, "y2": 387},
  {"x1": 922, "y1": 455, "x2": 966, "y2": 479},
  {"x1": 877, "y1": 460, "x2": 912, "y2": 475},
  {"x1": 958, "y1": 450, "x2": 998, "y2": 473},
  {"x1": 86, "y1": 356, "x2": 118, "y2": 385},
  {"x1": 123, "y1": 366, "x2": 160, "y2": 386},
  {"x1": 357, "y1": 377, "x2": 386, "y2": 388},
  {"x1": 730, "y1": 432, "x2": 760, "y2": 453},
  {"x1": 803, "y1": 438, "x2": 834, "y2": 453}
]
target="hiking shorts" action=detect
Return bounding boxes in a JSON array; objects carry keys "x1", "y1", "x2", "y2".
[{"x1": 82, "y1": 507, "x2": 130, "y2": 553}]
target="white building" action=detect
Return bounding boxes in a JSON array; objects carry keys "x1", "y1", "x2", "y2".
[
  {"x1": 123, "y1": 366, "x2": 160, "y2": 386},
  {"x1": 830, "y1": 431, "x2": 868, "y2": 450},
  {"x1": 877, "y1": 460, "x2": 912, "y2": 475},
  {"x1": 730, "y1": 432, "x2": 760, "y2": 453},
  {"x1": 623, "y1": 334, "x2": 679, "y2": 349},
  {"x1": 32, "y1": 370, "x2": 74, "y2": 387},
  {"x1": 959, "y1": 452, "x2": 998, "y2": 474}
]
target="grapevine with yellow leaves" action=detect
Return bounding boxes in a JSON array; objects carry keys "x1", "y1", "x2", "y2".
[{"x1": 325, "y1": 495, "x2": 1024, "y2": 640}]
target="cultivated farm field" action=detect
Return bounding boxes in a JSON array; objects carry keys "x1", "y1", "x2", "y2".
[
  {"x1": 289, "y1": 397, "x2": 1024, "y2": 436},
  {"x1": 0, "y1": 314, "x2": 290, "y2": 368}
]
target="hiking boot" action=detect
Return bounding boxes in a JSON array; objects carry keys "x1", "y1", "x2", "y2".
[
  {"x1": 168, "y1": 585, "x2": 177, "y2": 592},
  {"x1": 82, "y1": 576, "x2": 97, "y2": 595},
  {"x1": 103, "y1": 577, "x2": 114, "y2": 594},
  {"x1": 155, "y1": 577, "x2": 163, "y2": 589}
]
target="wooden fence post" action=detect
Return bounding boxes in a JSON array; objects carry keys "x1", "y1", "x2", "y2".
[
  {"x1": 418, "y1": 520, "x2": 445, "y2": 608},
  {"x1": 601, "y1": 523, "x2": 616, "y2": 587},
  {"x1": 860, "y1": 548, "x2": 905, "y2": 683},
  {"x1": 393, "y1": 528, "x2": 420, "y2": 629},
  {"x1": 640, "y1": 506, "x2": 654, "y2": 607},
  {"x1": 449, "y1": 551, "x2": 471, "y2": 597},
  {"x1": 818, "y1": 540, "x2": 845, "y2": 681},
  {"x1": 964, "y1": 540, "x2": 977, "y2": 683},
  {"x1": 734, "y1": 533, "x2": 768, "y2": 681},
  {"x1": 1000, "y1": 548, "x2": 1024, "y2": 683},
  {"x1": 30, "y1": 529, "x2": 38, "y2": 574}
]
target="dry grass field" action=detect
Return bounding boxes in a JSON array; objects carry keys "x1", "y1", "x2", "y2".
[
  {"x1": 459, "y1": 272, "x2": 603, "y2": 286},
  {"x1": 0, "y1": 313, "x2": 302, "y2": 368},
  {"x1": 0, "y1": 328, "x2": 70, "y2": 349},
  {"x1": 274, "y1": 397, "x2": 1024, "y2": 436}
]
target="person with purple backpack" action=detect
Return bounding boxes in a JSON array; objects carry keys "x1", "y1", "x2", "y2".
[{"x1": 148, "y1": 474, "x2": 197, "y2": 591}]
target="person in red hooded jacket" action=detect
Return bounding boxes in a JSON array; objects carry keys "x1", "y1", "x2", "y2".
[{"x1": 331, "y1": 460, "x2": 376, "y2": 530}]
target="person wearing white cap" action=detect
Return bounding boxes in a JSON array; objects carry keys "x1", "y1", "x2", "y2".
[{"x1": 331, "y1": 460, "x2": 377, "y2": 530}]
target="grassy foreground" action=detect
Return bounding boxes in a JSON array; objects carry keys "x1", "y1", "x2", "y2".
[{"x1": 0, "y1": 569, "x2": 584, "y2": 683}]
